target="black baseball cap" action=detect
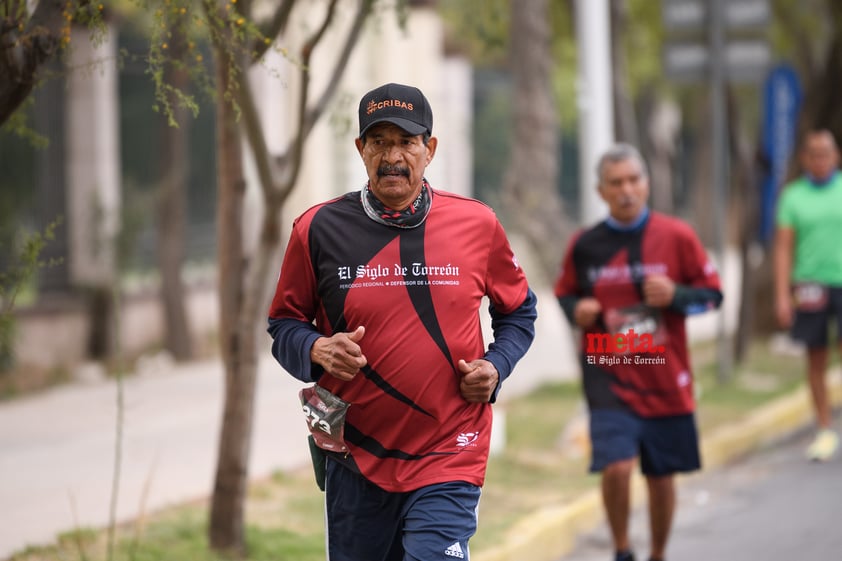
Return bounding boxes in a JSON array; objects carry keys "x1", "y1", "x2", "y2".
[{"x1": 358, "y1": 83, "x2": 433, "y2": 138}]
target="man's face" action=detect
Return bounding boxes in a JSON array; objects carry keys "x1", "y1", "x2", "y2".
[
  {"x1": 801, "y1": 132, "x2": 840, "y2": 183},
  {"x1": 598, "y1": 157, "x2": 650, "y2": 224},
  {"x1": 355, "y1": 123, "x2": 437, "y2": 209}
]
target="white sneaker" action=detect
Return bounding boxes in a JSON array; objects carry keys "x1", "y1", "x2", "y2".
[{"x1": 806, "y1": 429, "x2": 839, "y2": 462}]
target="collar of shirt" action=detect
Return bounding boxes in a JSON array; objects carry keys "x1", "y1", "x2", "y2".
[
  {"x1": 805, "y1": 169, "x2": 839, "y2": 188},
  {"x1": 605, "y1": 206, "x2": 650, "y2": 232}
]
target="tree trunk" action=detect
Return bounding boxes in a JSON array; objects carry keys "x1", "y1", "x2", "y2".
[
  {"x1": 728, "y1": 88, "x2": 761, "y2": 361},
  {"x1": 208, "y1": 47, "x2": 251, "y2": 554},
  {"x1": 610, "y1": 0, "x2": 640, "y2": 147},
  {"x1": 0, "y1": 0, "x2": 64, "y2": 125},
  {"x1": 157, "y1": 20, "x2": 194, "y2": 362},
  {"x1": 795, "y1": 3, "x2": 842, "y2": 136},
  {"x1": 205, "y1": 1, "x2": 372, "y2": 553},
  {"x1": 501, "y1": 0, "x2": 569, "y2": 283},
  {"x1": 689, "y1": 90, "x2": 715, "y2": 247}
]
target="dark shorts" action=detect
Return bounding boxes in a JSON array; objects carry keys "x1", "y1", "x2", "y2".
[
  {"x1": 791, "y1": 286, "x2": 842, "y2": 349},
  {"x1": 588, "y1": 409, "x2": 701, "y2": 476},
  {"x1": 324, "y1": 458, "x2": 480, "y2": 561}
]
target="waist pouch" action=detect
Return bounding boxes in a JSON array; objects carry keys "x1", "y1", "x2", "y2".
[
  {"x1": 793, "y1": 283, "x2": 829, "y2": 312},
  {"x1": 299, "y1": 384, "x2": 350, "y2": 453}
]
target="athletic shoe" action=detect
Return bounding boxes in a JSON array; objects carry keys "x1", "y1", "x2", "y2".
[
  {"x1": 806, "y1": 428, "x2": 839, "y2": 462},
  {"x1": 615, "y1": 551, "x2": 635, "y2": 561}
]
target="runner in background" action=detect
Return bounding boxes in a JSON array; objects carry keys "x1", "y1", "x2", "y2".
[
  {"x1": 774, "y1": 128, "x2": 842, "y2": 462},
  {"x1": 554, "y1": 143, "x2": 722, "y2": 561}
]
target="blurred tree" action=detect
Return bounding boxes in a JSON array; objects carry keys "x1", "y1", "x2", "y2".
[
  {"x1": 1, "y1": 0, "x2": 62, "y2": 125},
  {"x1": 157, "y1": 11, "x2": 194, "y2": 361},
  {"x1": 201, "y1": 0, "x2": 376, "y2": 553},
  {"x1": 500, "y1": 0, "x2": 568, "y2": 283},
  {"x1": 772, "y1": 0, "x2": 842, "y2": 136},
  {"x1": 0, "y1": 0, "x2": 105, "y2": 126},
  {"x1": 610, "y1": 0, "x2": 639, "y2": 147},
  {"x1": 438, "y1": 0, "x2": 669, "y2": 280},
  {"x1": 5, "y1": 0, "x2": 379, "y2": 553}
]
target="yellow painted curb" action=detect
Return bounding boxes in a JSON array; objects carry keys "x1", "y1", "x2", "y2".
[
  {"x1": 474, "y1": 490, "x2": 602, "y2": 561},
  {"x1": 474, "y1": 371, "x2": 842, "y2": 561}
]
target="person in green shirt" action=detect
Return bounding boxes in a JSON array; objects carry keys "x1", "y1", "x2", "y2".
[{"x1": 774, "y1": 128, "x2": 842, "y2": 462}]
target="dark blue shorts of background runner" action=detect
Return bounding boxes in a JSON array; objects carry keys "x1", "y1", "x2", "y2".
[
  {"x1": 791, "y1": 285, "x2": 842, "y2": 349},
  {"x1": 589, "y1": 409, "x2": 701, "y2": 476},
  {"x1": 324, "y1": 457, "x2": 480, "y2": 561}
]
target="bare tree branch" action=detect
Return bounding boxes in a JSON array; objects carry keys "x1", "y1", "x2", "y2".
[
  {"x1": 251, "y1": 0, "x2": 296, "y2": 60},
  {"x1": 236, "y1": 69, "x2": 278, "y2": 199},
  {"x1": 302, "y1": 0, "x2": 374, "y2": 136},
  {"x1": 272, "y1": 0, "x2": 373, "y2": 205},
  {"x1": 273, "y1": 0, "x2": 340, "y2": 201}
]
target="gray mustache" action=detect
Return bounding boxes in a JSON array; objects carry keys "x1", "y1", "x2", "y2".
[{"x1": 378, "y1": 165, "x2": 410, "y2": 177}]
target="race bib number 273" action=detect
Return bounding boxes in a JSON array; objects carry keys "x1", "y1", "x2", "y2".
[{"x1": 298, "y1": 385, "x2": 350, "y2": 453}]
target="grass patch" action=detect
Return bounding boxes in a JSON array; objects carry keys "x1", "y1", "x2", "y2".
[
  {"x1": 693, "y1": 339, "x2": 805, "y2": 431},
  {"x1": 8, "y1": 336, "x2": 810, "y2": 561}
]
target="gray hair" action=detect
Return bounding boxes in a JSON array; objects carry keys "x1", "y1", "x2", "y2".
[{"x1": 595, "y1": 143, "x2": 649, "y2": 184}]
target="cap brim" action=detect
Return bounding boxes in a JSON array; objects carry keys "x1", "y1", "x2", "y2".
[{"x1": 359, "y1": 117, "x2": 428, "y2": 138}]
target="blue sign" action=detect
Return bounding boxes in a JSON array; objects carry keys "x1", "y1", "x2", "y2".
[{"x1": 759, "y1": 63, "x2": 801, "y2": 243}]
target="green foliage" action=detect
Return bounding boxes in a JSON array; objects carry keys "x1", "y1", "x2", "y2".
[
  {"x1": 58, "y1": 527, "x2": 100, "y2": 561},
  {"x1": 438, "y1": 0, "x2": 510, "y2": 65},
  {"x1": 0, "y1": 98, "x2": 49, "y2": 148},
  {"x1": 621, "y1": 0, "x2": 668, "y2": 99},
  {"x1": 0, "y1": 220, "x2": 62, "y2": 372},
  {"x1": 472, "y1": 71, "x2": 511, "y2": 207},
  {"x1": 769, "y1": 0, "x2": 836, "y2": 68},
  {"x1": 145, "y1": 0, "x2": 214, "y2": 124},
  {"x1": 138, "y1": 0, "x2": 285, "y2": 126}
]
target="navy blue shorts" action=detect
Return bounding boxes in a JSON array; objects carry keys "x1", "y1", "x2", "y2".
[
  {"x1": 588, "y1": 409, "x2": 701, "y2": 476},
  {"x1": 791, "y1": 286, "x2": 842, "y2": 349},
  {"x1": 324, "y1": 457, "x2": 480, "y2": 561}
]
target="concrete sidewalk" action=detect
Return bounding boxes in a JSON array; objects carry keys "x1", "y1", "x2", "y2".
[{"x1": 0, "y1": 357, "x2": 311, "y2": 559}]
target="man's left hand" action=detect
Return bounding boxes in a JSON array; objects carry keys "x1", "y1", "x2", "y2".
[
  {"x1": 642, "y1": 274, "x2": 676, "y2": 308},
  {"x1": 457, "y1": 359, "x2": 499, "y2": 403}
]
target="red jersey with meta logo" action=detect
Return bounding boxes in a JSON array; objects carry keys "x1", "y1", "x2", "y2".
[
  {"x1": 554, "y1": 211, "x2": 721, "y2": 417},
  {"x1": 268, "y1": 189, "x2": 530, "y2": 492}
]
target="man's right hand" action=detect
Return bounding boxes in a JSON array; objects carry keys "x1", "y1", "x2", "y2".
[
  {"x1": 574, "y1": 298, "x2": 602, "y2": 328},
  {"x1": 310, "y1": 326, "x2": 368, "y2": 381}
]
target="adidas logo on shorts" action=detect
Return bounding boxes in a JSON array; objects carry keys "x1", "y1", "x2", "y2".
[{"x1": 444, "y1": 541, "x2": 465, "y2": 559}]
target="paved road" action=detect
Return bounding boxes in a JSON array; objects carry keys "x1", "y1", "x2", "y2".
[{"x1": 556, "y1": 420, "x2": 842, "y2": 561}]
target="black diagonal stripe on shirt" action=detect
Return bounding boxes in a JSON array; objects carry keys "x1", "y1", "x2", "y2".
[
  {"x1": 399, "y1": 224, "x2": 455, "y2": 367},
  {"x1": 310, "y1": 193, "x2": 394, "y2": 334},
  {"x1": 344, "y1": 422, "x2": 455, "y2": 460},
  {"x1": 361, "y1": 365, "x2": 434, "y2": 417}
]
